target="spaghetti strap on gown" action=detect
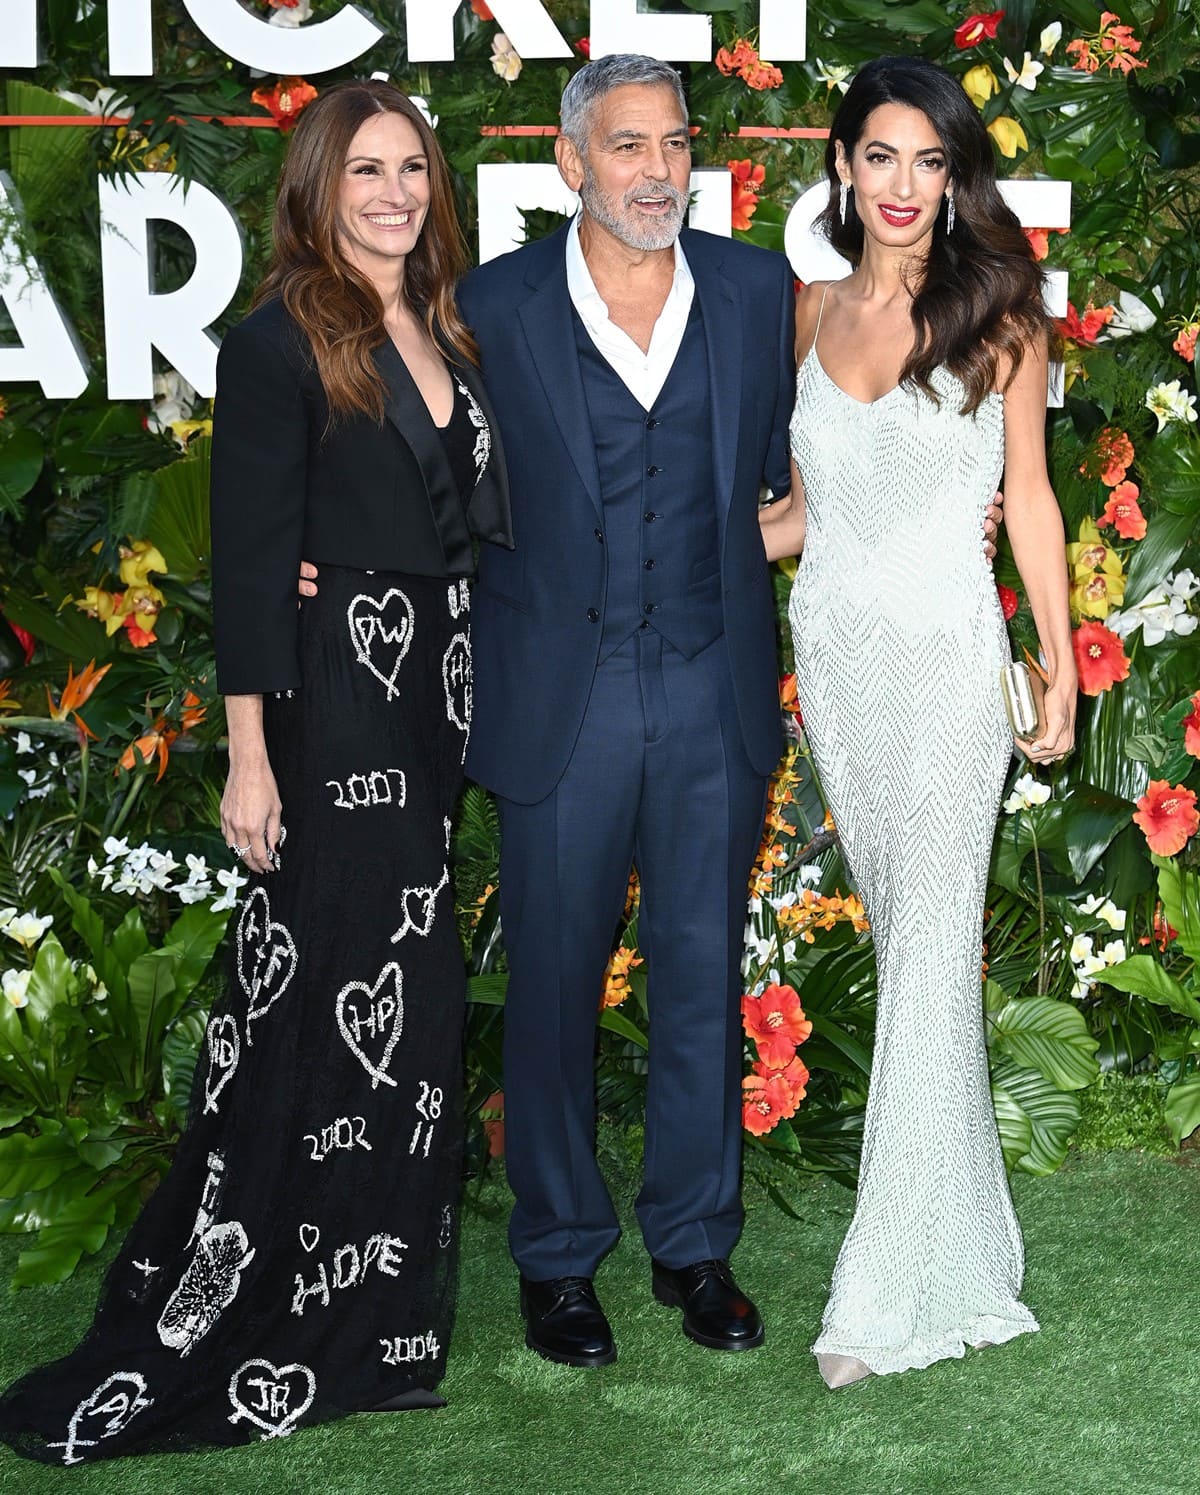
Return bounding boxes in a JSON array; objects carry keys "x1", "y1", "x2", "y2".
[{"x1": 786, "y1": 289, "x2": 1039, "y2": 1376}]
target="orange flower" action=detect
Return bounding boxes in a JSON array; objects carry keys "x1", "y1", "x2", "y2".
[
  {"x1": 601, "y1": 944, "x2": 643, "y2": 1009},
  {"x1": 46, "y1": 658, "x2": 111, "y2": 739},
  {"x1": 470, "y1": 0, "x2": 495, "y2": 18},
  {"x1": 716, "y1": 38, "x2": 758, "y2": 76},
  {"x1": 741, "y1": 1069, "x2": 799, "y2": 1136},
  {"x1": 715, "y1": 37, "x2": 783, "y2": 90},
  {"x1": 1099, "y1": 481, "x2": 1147, "y2": 540},
  {"x1": 1174, "y1": 324, "x2": 1198, "y2": 363},
  {"x1": 1023, "y1": 228, "x2": 1067, "y2": 262},
  {"x1": 1072, "y1": 621, "x2": 1130, "y2": 696},
  {"x1": 1183, "y1": 692, "x2": 1200, "y2": 758},
  {"x1": 764, "y1": 1053, "x2": 810, "y2": 1107},
  {"x1": 0, "y1": 679, "x2": 19, "y2": 714},
  {"x1": 118, "y1": 690, "x2": 206, "y2": 782},
  {"x1": 742, "y1": 983, "x2": 812, "y2": 1068},
  {"x1": 1138, "y1": 902, "x2": 1178, "y2": 951},
  {"x1": 1057, "y1": 301, "x2": 1115, "y2": 345},
  {"x1": 954, "y1": 11, "x2": 1006, "y2": 49},
  {"x1": 728, "y1": 159, "x2": 765, "y2": 232},
  {"x1": 1066, "y1": 12, "x2": 1146, "y2": 74},
  {"x1": 1133, "y1": 780, "x2": 1199, "y2": 857},
  {"x1": 251, "y1": 77, "x2": 318, "y2": 131},
  {"x1": 779, "y1": 672, "x2": 802, "y2": 718},
  {"x1": 1081, "y1": 426, "x2": 1134, "y2": 487}
]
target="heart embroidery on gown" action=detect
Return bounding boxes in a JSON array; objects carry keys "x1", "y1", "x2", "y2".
[
  {"x1": 442, "y1": 632, "x2": 471, "y2": 734},
  {"x1": 227, "y1": 1359, "x2": 316, "y2": 1440},
  {"x1": 235, "y1": 887, "x2": 298, "y2": 1040},
  {"x1": 335, "y1": 961, "x2": 404, "y2": 1089},
  {"x1": 347, "y1": 588, "x2": 416, "y2": 700},
  {"x1": 203, "y1": 1013, "x2": 240, "y2": 1114}
]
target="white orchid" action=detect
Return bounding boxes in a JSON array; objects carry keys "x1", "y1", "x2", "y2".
[
  {"x1": 269, "y1": 0, "x2": 313, "y2": 27},
  {"x1": 211, "y1": 867, "x2": 248, "y2": 913},
  {"x1": 1003, "y1": 773, "x2": 1052, "y2": 814},
  {"x1": 409, "y1": 95, "x2": 440, "y2": 130},
  {"x1": 1069, "y1": 933, "x2": 1095, "y2": 965},
  {"x1": 2, "y1": 911, "x2": 53, "y2": 949},
  {"x1": 103, "y1": 835, "x2": 131, "y2": 861},
  {"x1": 491, "y1": 33, "x2": 523, "y2": 83},
  {"x1": 146, "y1": 370, "x2": 199, "y2": 434},
  {"x1": 815, "y1": 59, "x2": 853, "y2": 94},
  {"x1": 14, "y1": 732, "x2": 33, "y2": 755},
  {"x1": 1076, "y1": 894, "x2": 1127, "y2": 932},
  {"x1": 2, "y1": 968, "x2": 31, "y2": 1009},
  {"x1": 1107, "y1": 570, "x2": 1200, "y2": 645},
  {"x1": 55, "y1": 84, "x2": 132, "y2": 119},
  {"x1": 1003, "y1": 52, "x2": 1044, "y2": 91},
  {"x1": 1106, "y1": 289, "x2": 1160, "y2": 339},
  {"x1": 1039, "y1": 21, "x2": 1063, "y2": 56},
  {"x1": 1145, "y1": 379, "x2": 1198, "y2": 432}
]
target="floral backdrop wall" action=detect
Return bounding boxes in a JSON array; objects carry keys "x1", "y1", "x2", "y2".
[{"x1": 0, "y1": 0, "x2": 1198, "y2": 1286}]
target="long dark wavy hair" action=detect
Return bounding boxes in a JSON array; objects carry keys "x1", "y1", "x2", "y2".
[
  {"x1": 817, "y1": 56, "x2": 1052, "y2": 413},
  {"x1": 255, "y1": 80, "x2": 476, "y2": 423}
]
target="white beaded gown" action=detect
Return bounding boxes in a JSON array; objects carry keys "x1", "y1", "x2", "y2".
[{"x1": 787, "y1": 297, "x2": 1039, "y2": 1376}]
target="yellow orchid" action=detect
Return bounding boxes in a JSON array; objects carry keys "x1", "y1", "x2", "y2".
[
  {"x1": 74, "y1": 585, "x2": 122, "y2": 634},
  {"x1": 118, "y1": 540, "x2": 167, "y2": 589},
  {"x1": 1067, "y1": 519, "x2": 1126, "y2": 620},
  {"x1": 962, "y1": 64, "x2": 1000, "y2": 111},
  {"x1": 168, "y1": 417, "x2": 213, "y2": 450},
  {"x1": 987, "y1": 115, "x2": 1029, "y2": 158}
]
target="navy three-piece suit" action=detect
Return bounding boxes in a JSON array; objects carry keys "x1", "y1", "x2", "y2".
[{"x1": 460, "y1": 223, "x2": 796, "y2": 1278}]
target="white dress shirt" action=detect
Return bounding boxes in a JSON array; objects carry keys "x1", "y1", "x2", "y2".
[{"x1": 564, "y1": 213, "x2": 696, "y2": 411}]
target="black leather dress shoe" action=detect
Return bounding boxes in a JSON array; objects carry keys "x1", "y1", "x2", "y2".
[
  {"x1": 651, "y1": 1258, "x2": 765, "y2": 1351},
  {"x1": 520, "y1": 1275, "x2": 617, "y2": 1367}
]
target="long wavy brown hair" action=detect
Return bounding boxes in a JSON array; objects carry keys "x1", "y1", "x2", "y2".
[
  {"x1": 817, "y1": 56, "x2": 1054, "y2": 414},
  {"x1": 255, "y1": 80, "x2": 476, "y2": 423}
]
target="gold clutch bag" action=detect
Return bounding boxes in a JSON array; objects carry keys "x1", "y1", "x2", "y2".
[{"x1": 1000, "y1": 658, "x2": 1047, "y2": 741}]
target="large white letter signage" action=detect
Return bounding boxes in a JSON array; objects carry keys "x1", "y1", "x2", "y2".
[
  {"x1": 0, "y1": 176, "x2": 90, "y2": 398},
  {"x1": 408, "y1": 0, "x2": 570, "y2": 62},
  {"x1": 99, "y1": 173, "x2": 243, "y2": 399},
  {"x1": 588, "y1": 0, "x2": 711, "y2": 61},
  {"x1": 179, "y1": 0, "x2": 383, "y2": 76}
]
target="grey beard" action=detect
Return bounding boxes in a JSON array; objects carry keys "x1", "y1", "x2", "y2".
[{"x1": 579, "y1": 167, "x2": 687, "y2": 251}]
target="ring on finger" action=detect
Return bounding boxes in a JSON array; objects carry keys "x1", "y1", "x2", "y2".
[{"x1": 230, "y1": 842, "x2": 251, "y2": 859}]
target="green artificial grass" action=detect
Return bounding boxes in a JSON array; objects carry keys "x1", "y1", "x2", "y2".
[{"x1": 2, "y1": 1148, "x2": 1197, "y2": 1495}]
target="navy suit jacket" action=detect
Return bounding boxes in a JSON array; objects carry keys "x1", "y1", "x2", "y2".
[{"x1": 460, "y1": 224, "x2": 795, "y2": 804}]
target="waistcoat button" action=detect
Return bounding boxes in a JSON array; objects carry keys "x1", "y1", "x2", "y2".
[
  {"x1": 594, "y1": 528, "x2": 604, "y2": 543},
  {"x1": 586, "y1": 608, "x2": 599, "y2": 622},
  {"x1": 644, "y1": 511, "x2": 657, "y2": 522},
  {"x1": 646, "y1": 465, "x2": 659, "y2": 476},
  {"x1": 644, "y1": 559, "x2": 656, "y2": 570}
]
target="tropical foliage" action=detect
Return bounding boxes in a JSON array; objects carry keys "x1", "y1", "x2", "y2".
[{"x1": 2, "y1": 0, "x2": 1199, "y2": 1284}]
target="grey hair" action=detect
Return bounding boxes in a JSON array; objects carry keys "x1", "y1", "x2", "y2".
[{"x1": 559, "y1": 53, "x2": 688, "y2": 151}]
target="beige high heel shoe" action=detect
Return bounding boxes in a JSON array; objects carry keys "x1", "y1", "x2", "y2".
[{"x1": 816, "y1": 1353, "x2": 873, "y2": 1390}]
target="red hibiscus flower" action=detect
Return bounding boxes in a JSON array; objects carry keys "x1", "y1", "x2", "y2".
[
  {"x1": 741, "y1": 1070, "x2": 799, "y2": 1136},
  {"x1": 1183, "y1": 692, "x2": 1200, "y2": 758},
  {"x1": 576, "y1": 36, "x2": 590, "y2": 58},
  {"x1": 997, "y1": 584, "x2": 1019, "y2": 620},
  {"x1": 251, "y1": 77, "x2": 318, "y2": 131},
  {"x1": 728, "y1": 159, "x2": 765, "y2": 232},
  {"x1": 1057, "y1": 301, "x2": 1115, "y2": 345},
  {"x1": 1099, "y1": 481, "x2": 1147, "y2": 540},
  {"x1": 742, "y1": 983, "x2": 813, "y2": 1069},
  {"x1": 480, "y1": 1090, "x2": 504, "y2": 1157},
  {"x1": 1174, "y1": 324, "x2": 1198, "y2": 363},
  {"x1": 954, "y1": 11, "x2": 1005, "y2": 49},
  {"x1": 470, "y1": 1, "x2": 494, "y2": 19},
  {"x1": 1134, "y1": 780, "x2": 1200, "y2": 857},
  {"x1": 1072, "y1": 621, "x2": 1130, "y2": 696},
  {"x1": 764, "y1": 1053, "x2": 810, "y2": 1107}
]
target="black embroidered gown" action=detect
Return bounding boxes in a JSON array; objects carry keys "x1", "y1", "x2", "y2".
[{"x1": 0, "y1": 381, "x2": 489, "y2": 1463}]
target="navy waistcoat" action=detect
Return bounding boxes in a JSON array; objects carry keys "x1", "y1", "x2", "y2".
[{"x1": 572, "y1": 301, "x2": 724, "y2": 662}]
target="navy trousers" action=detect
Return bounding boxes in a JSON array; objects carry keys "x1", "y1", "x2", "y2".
[{"x1": 497, "y1": 628, "x2": 769, "y2": 1279}]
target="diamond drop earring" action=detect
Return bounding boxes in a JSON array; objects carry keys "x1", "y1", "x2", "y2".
[
  {"x1": 946, "y1": 193, "x2": 956, "y2": 233},
  {"x1": 839, "y1": 181, "x2": 849, "y2": 225}
]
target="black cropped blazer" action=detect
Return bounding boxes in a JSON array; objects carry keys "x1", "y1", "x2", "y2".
[{"x1": 209, "y1": 297, "x2": 512, "y2": 695}]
